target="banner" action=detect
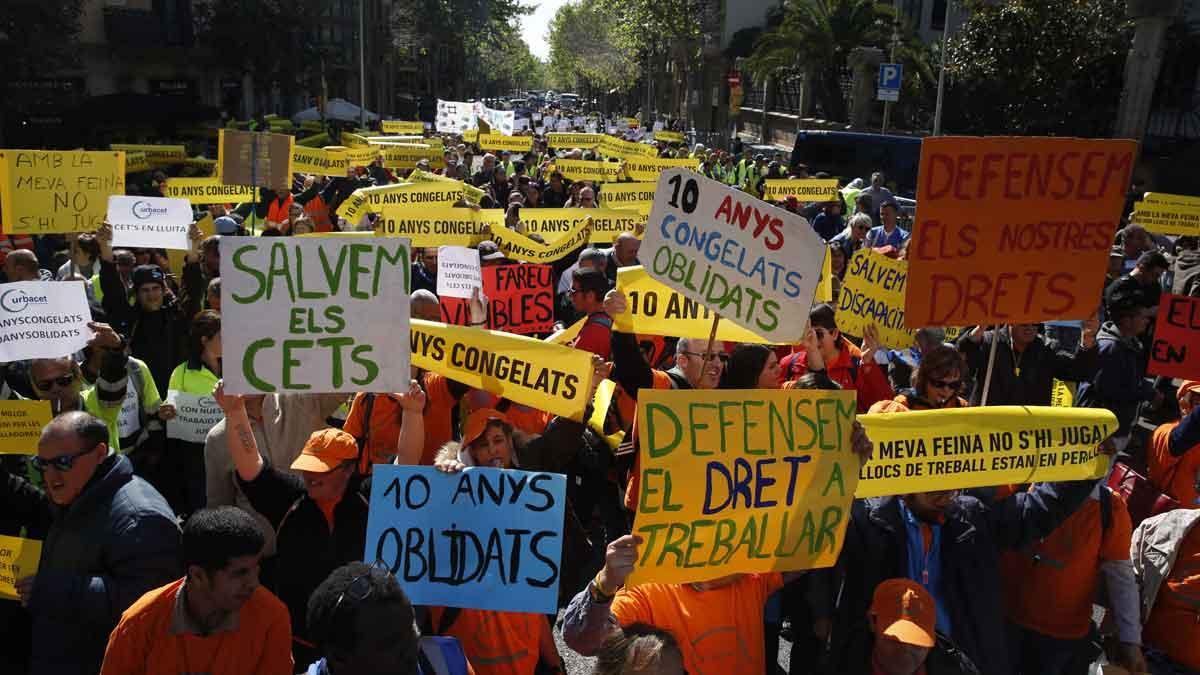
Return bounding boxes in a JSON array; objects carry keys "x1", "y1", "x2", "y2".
[
  {"x1": 365, "y1": 465, "x2": 565, "y2": 614},
  {"x1": 655, "y1": 130, "x2": 685, "y2": 144},
  {"x1": 615, "y1": 267, "x2": 770, "y2": 343},
  {"x1": 0, "y1": 150, "x2": 124, "y2": 234},
  {"x1": 0, "y1": 281, "x2": 92, "y2": 361},
  {"x1": 623, "y1": 157, "x2": 696, "y2": 182},
  {"x1": 1050, "y1": 379, "x2": 1075, "y2": 408},
  {"x1": 628, "y1": 388, "x2": 859, "y2": 586},
  {"x1": 107, "y1": 196, "x2": 193, "y2": 250},
  {"x1": 407, "y1": 169, "x2": 484, "y2": 205},
  {"x1": 124, "y1": 152, "x2": 152, "y2": 174},
  {"x1": 376, "y1": 207, "x2": 593, "y2": 263},
  {"x1": 0, "y1": 400, "x2": 52, "y2": 454},
  {"x1": 436, "y1": 100, "x2": 476, "y2": 134},
  {"x1": 905, "y1": 137, "x2": 1136, "y2": 327},
  {"x1": 1131, "y1": 194, "x2": 1200, "y2": 237},
  {"x1": 410, "y1": 320, "x2": 594, "y2": 421},
  {"x1": 642, "y1": 169, "x2": 824, "y2": 343},
  {"x1": 836, "y1": 250, "x2": 914, "y2": 350},
  {"x1": 521, "y1": 208, "x2": 645, "y2": 243},
  {"x1": 1148, "y1": 294, "x2": 1200, "y2": 379},
  {"x1": 341, "y1": 132, "x2": 370, "y2": 148},
  {"x1": 338, "y1": 146, "x2": 379, "y2": 167},
  {"x1": 291, "y1": 146, "x2": 350, "y2": 176},
  {"x1": 0, "y1": 535, "x2": 41, "y2": 600},
  {"x1": 437, "y1": 245, "x2": 481, "y2": 299},
  {"x1": 165, "y1": 391, "x2": 225, "y2": 444},
  {"x1": 337, "y1": 183, "x2": 463, "y2": 223},
  {"x1": 477, "y1": 104, "x2": 516, "y2": 136},
  {"x1": 110, "y1": 144, "x2": 187, "y2": 166},
  {"x1": 379, "y1": 144, "x2": 444, "y2": 170},
  {"x1": 483, "y1": 263, "x2": 554, "y2": 334},
  {"x1": 381, "y1": 120, "x2": 425, "y2": 135},
  {"x1": 222, "y1": 237, "x2": 411, "y2": 394},
  {"x1": 479, "y1": 133, "x2": 533, "y2": 153},
  {"x1": 162, "y1": 177, "x2": 259, "y2": 204},
  {"x1": 547, "y1": 133, "x2": 604, "y2": 149},
  {"x1": 855, "y1": 406, "x2": 1116, "y2": 498},
  {"x1": 762, "y1": 179, "x2": 840, "y2": 202},
  {"x1": 218, "y1": 129, "x2": 294, "y2": 191},
  {"x1": 553, "y1": 159, "x2": 624, "y2": 183},
  {"x1": 598, "y1": 136, "x2": 657, "y2": 161},
  {"x1": 600, "y1": 182, "x2": 656, "y2": 209}
]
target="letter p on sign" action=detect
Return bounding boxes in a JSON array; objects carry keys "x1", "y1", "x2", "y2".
[{"x1": 879, "y1": 64, "x2": 903, "y2": 90}]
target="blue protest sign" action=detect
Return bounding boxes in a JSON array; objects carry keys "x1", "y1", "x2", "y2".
[{"x1": 365, "y1": 465, "x2": 566, "y2": 614}]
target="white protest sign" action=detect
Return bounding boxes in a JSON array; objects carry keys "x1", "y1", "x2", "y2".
[
  {"x1": 535, "y1": 126, "x2": 546, "y2": 136},
  {"x1": 0, "y1": 282, "x2": 92, "y2": 362},
  {"x1": 166, "y1": 390, "x2": 225, "y2": 443},
  {"x1": 641, "y1": 169, "x2": 824, "y2": 343},
  {"x1": 107, "y1": 196, "x2": 193, "y2": 250},
  {"x1": 222, "y1": 236, "x2": 411, "y2": 394},
  {"x1": 437, "y1": 245, "x2": 481, "y2": 299}
]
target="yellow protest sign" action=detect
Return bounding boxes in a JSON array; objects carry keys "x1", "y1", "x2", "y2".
[
  {"x1": 817, "y1": 248, "x2": 834, "y2": 304},
  {"x1": 376, "y1": 205, "x2": 500, "y2": 245},
  {"x1": 855, "y1": 406, "x2": 1116, "y2": 498},
  {"x1": 623, "y1": 157, "x2": 696, "y2": 182},
  {"x1": 588, "y1": 378, "x2": 625, "y2": 449},
  {"x1": 479, "y1": 134, "x2": 533, "y2": 153},
  {"x1": 545, "y1": 318, "x2": 585, "y2": 346},
  {"x1": 598, "y1": 136, "x2": 657, "y2": 160},
  {"x1": 0, "y1": 535, "x2": 41, "y2": 599},
  {"x1": 599, "y1": 182, "x2": 656, "y2": 209},
  {"x1": 381, "y1": 120, "x2": 425, "y2": 135},
  {"x1": 342, "y1": 132, "x2": 370, "y2": 147},
  {"x1": 410, "y1": 320, "x2": 594, "y2": 421},
  {"x1": 762, "y1": 179, "x2": 840, "y2": 202},
  {"x1": 655, "y1": 130, "x2": 685, "y2": 144},
  {"x1": 837, "y1": 250, "x2": 914, "y2": 350},
  {"x1": 0, "y1": 400, "x2": 51, "y2": 454},
  {"x1": 463, "y1": 129, "x2": 479, "y2": 144},
  {"x1": 628, "y1": 388, "x2": 859, "y2": 585},
  {"x1": 1131, "y1": 194, "x2": 1200, "y2": 237},
  {"x1": 547, "y1": 133, "x2": 604, "y2": 149},
  {"x1": 124, "y1": 152, "x2": 152, "y2": 174},
  {"x1": 626, "y1": 118, "x2": 640, "y2": 128},
  {"x1": 1051, "y1": 379, "x2": 1075, "y2": 408},
  {"x1": 487, "y1": 217, "x2": 595, "y2": 264},
  {"x1": 297, "y1": 133, "x2": 331, "y2": 148},
  {"x1": 553, "y1": 159, "x2": 624, "y2": 183},
  {"x1": 291, "y1": 146, "x2": 350, "y2": 176},
  {"x1": 337, "y1": 182, "x2": 466, "y2": 222},
  {"x1": 110, "y1": 144, "x2": 187, "y2": 166},
  {"x1": 340, "y1": 146, "x2": 380, "y2": 167},
  {"x1": 163, "y1": 177, "x2": 259, "y2": 204},
  {"x1": 521, "y1": 208, "x2": 645, "y2": 243},
  {"x1": 408, "y1": 169, "x2": 484, "y2": 205},
  {"x1": 615, "y1": 267, "x2": 771, "y2": 343},
  {"x1": 0, "y1": 150, "x2": 124, "y2": 234},
  {"x1": 379, "y1": 144, "x2": 444, "y2": 169}
]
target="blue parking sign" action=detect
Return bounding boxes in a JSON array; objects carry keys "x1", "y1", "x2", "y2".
[{"x1": 878, "y1": 63, "x2": 903, "y2": 90}]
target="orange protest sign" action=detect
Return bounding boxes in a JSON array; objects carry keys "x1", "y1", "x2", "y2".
[{"x1": 904, "y1": 137, "x2": 1136, "y2": 328}]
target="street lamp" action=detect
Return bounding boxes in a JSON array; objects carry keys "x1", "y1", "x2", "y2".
[{"x1": 359, "y1": 0, "x2": 366, "y2": 128}]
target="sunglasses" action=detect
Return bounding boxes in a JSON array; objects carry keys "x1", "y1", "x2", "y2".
[
  {"x1": 36, "y1": 374, "x2": 76, "y2": 392},
  {"x1": 929, "y1": 377, "x2": 961, "y2": 390},
  {"x1": 682, "y1": 351, "x2": 729, "y2": 363},
  {"x1": 332, "y1": 559, "x2": 391, "y2": 617},
  {"x1": 29, "y1": 444, "x2": 100, "y2": 474}
]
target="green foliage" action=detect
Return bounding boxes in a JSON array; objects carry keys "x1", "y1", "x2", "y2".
[
  {"x1": 944, "y1": 0, "x2": 1133, "y2": 136},
  {"x1": 0, "y1": 0, "x2": 85, "y2": 76},
  {"x1": 603, "y1": 0, "x2": 704, "y2": 59},
  {"x1": 479, "y1": 25, "x2": 549, "y2": 94},
  {"x1": 548, "y1": 0, "x2": 639, "y2": 92}
]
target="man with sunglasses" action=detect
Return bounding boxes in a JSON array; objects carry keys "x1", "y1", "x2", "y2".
[{"x1": 0, "y1": 411, "x2": 180, "y2": 675}]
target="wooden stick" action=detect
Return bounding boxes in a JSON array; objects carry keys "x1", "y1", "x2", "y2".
[
  {"x1": 980, "y1": 326, "x2": 1000, "y2": 406},
  {"x1": 700, "y1": 313, "x2": 721, "y2": 376}
]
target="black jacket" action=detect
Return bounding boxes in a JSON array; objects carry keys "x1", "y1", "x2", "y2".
[
  {"x1": 237, "y1": 465, "x2": 368, "y2": 644},
  {"x1": 838, "y1": 633, "x2": 981, "y2": 675},
  {"x1": 610, "y1": 331, "x2": 689, "y2": 398},
  {"x1": 0, "y1": 454, "x2": 181, "y2": 675},
  {"x1": 809, "y1": 481, "x2": 1095, "y2": 675},
  {"x1": 957, "y1": 329, "x2": 1098, "y2": 407},
  {"x1": 1076, "y1": 322, "x2": 1156, "y2": 437}
]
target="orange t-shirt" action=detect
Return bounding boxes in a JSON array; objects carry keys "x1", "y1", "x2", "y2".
[
  {"x1": 1148, "y1": 421, "x2": 1200, "y2": 508},
  {"x1": 343, "y1": 373, "x2": 458, "y2": 469},
  {"x1": 428, "y1": 608, "x2": 544, "y2": 675},
  {"x1": 1144, "y1": 527, "x2": 1200, "y2": 670},
  {"x1": 611, "y1": 573, "x2": 784, "y2": 675},
  {"x1": 623, "y1": 370, "x2": 677, "y2": 511},
  {"x1": 100, "y1": 578, "x2": 293, "y2": 675},
  {"x1": 1001, "y1": 490, "x2": 1132, "y2": 639}
]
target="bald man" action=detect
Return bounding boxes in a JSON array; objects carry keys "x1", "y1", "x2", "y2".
[
  {"x1": 604, "y1": 232, "x2": 642, "y2": 285},
  {"x1": 4, "y1": 249, "x2": 47, "y2": 282}
]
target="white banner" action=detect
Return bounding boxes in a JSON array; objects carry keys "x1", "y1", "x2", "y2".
[
  {"x1": 107, "y1": 196, "x2": 193, "y2": 250},
  {"x1": 221, "y1": 236, "x2": 411, "y2": 394},
  {"x1": 437, "y1": 245, "x2": 481, "y2": 299},
  {"x1": 0, "y1": 282, "x2": 92, "y2": 362},
  {"x1": 436, "y1": 99, "x2": 476, "y2": 134},
  {"x1": 166, "y1": 390, "x2": 225, "y2": 443}
]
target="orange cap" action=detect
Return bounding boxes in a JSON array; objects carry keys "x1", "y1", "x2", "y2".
[
  {"x1": 868, "y1": 400, "x2": 911, "y2": 414},
  {"x1": 290, "y1": 428, "x2": 359, "y2": 473},
  {"x1": 1178, "y1": 380, "x2": 1200, "y2": 403},
  {"x1": 462, "y1": 408, "x2": 511, "y2": 448},
  {"x1": 870, "y1": 579, "x2": 937, "y2": 648}
]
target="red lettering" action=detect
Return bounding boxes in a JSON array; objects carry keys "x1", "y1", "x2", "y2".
[
  {"x1": 991, "y1": 272, "x2": 1016, "y2": 319},
  {"x1": 1077, "y1": 151, "x2": 1104, "y2": 200},
  {"x1": 978, "y1": 153, "x2": 1003, "y2": 199},
  {"x1": 1004, "y1": 153, "x2": 1027, "y2": 199},
  {"x1": 954, "y1": 154, "x2": 977, "y2": 201},
  {"x1": 1043, "y1": 272, "x2": 1076, "y2": 315},
  {"x1": 1051, "y1": 152, "x2": 1079, "y2": 199},
  {"x1": 962, "y1": 274, "x2": 992, "y2": 321},
  {"x1": 923, "y1": 155, "x2": 955, "y2": 200},
  {"x1": 927, "y1": 274, "x2": 963, "y2": 325}
]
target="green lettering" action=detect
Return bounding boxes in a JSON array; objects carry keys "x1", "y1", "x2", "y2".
[
  {"x1": 709, "y1": 519, "x2": 738, "y2": 566},
  {"x1": 318, "y1": 337, "x2": 354, "y2": 388},
  {"x1": 688, "y1": 402, "x2": 716, "y2": 456},
  {"x1": 295, "y1": 246, "x2": 325, "y2": 299},
  {"x1": 645, "y1": 403, "x2": 681, "y2": 458},
  {"x1": 742, "y1": 400, "x2": 765, "y2": 455},
  {"x1": 281, "y1": 339, "x2": 312, "y2": 390},
  {"x1": 349, "y1": 344, "x2": 379, "y2": 386},
  {"x1": 348, "y1": 243, "x2": 373, "y2": 299},
  {"x1": 821, "y1": 461, "x2": 846, "y2": 497},
  {"x1": 655, "y1": 523, "x2": 689, "y2": 567},
  {"x1": 288, "y1": 307, "x2": 307, "y2": 333},
  {"x1": 231, "y1": 245, "x2": 266, "y2": 303},
  {"x1": 683, "y1": 519, "x2": 714, "y2": 568},
  {"x1": 373, "y1": 243, "x2": 409, "y2": 295},
  {"x1": 636, "y1": 523, "x2": 668, "y2": 567},
  {"x1": 266, "y1": 243, "x2": 296, "y2": 303},
  {"x1": 317, "y1": 245, "x2": 348, "y2": 296},
  {"x1": 242, "y1": 338, "x2": 275, "y2": 392},
  {"x1": 639, "y1": 468, "x2": 665, "y2": 514},
  {"x1": 816, "y1": 506, "x2": 844, "y2": 555}
]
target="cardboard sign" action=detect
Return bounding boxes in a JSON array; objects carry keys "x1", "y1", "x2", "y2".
[
  {"x1": 762, "y1": 179, "x2": 840, "y2": 202},
  {"x1": 642, "y1": 169, "x2": 824, "y2": 343},
  {"x1": 553, "y1": 159, "x2": 624, "y2": 183},
  {"x1": 905, "y1": 137, "x2": 1136, "y2": 327},
  {"x1": 483, "y1": 264, "x2": 554, "y2": 334},
  {"x1": 222, "y1": 237, "x2": 411, "y2": 394},
  {"x1": 0, "y1": 400, "x2": 52, "y2": 454},
  {"x1": 0, "y1": 535, "x2": 41, "y2": 600},
  {"x1": 837, "y1": 250, "x2": 915, "y2": 349},
  {"x1": 162, "y1": 177, "x2": 259, "y2": 204},
  {"x1": 628, "y1": 388, "x2": 859, "y2": 586},
  {"x1": 165, "y1": 391, "x2": 225, "y2": 444},
  {"x1": 521, "y1": 208, "x2": 646, "y2": 244},
  {"x1": 218, "y1": 129, "x2": 295, "y2": 191},
  {"x1": 365, "y1": 465, "x2": 566, "y2": 614},
  {"x1": 1148, "y1": 294, "x2": 1200, "y2": 380},
  {"x1": 0, "y1": 281, "x2": 92, "y2": 362},
  {"x1": 0, "y1": 150, "x2": 124, "y2": 234},
  {"x1": 615, "y1": 266, "x2": 770, "y2": 343},
  {"x1": 600, "y1": 182, "x2": 657, "y2": 209},
  {"x1": 381, "y1": 120, "x2": 425, "y2": 135},
  {"x1": 107, "y1": 196, "x2": 193, "y2": 250},
  {"x1": 410, "y1": 320, "x2": 594, "y2": 421},
  {"x1": 437, "y1": 245, "x2": 481, "y2": 299},
  {"x1": 855, "y1": 406, "x2": 1116, "y2": 498}
]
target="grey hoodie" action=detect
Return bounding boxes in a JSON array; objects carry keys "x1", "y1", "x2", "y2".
[{"x1": 1172, "y1": 249, "x2": 1200, "y2": 297}]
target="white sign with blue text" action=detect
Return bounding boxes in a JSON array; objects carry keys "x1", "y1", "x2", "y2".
[{"x1": 0, "y1": 281, "x2": 92, "y2": 362}]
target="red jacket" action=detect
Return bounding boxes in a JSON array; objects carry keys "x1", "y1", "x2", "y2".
[{"x1": 781, "y1": 337, "x2": 894, "y2": 413}]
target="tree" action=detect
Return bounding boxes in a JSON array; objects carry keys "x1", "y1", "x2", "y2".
[
  {"x1": 547, "y1": 0, "x2": 638, "y2": 94},
  {"x1": 0, "y1": 0, "x2": 85, "y2": 76},
  {"x1": 943, "y1": 0, "x2": 1133, "y2": 136}
]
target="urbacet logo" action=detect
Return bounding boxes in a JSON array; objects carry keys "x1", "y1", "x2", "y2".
[
  {"x1": 132, "y1": 200, "x2": 169, "y2": 220},
  {"x1": 0, "y1": 289, "x2": 49, "y2": 313}
]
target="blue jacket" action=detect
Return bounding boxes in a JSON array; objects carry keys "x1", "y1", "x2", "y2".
[
  {"x1": 1076, "y1": 322, "x2": 1156, "y2": 437},
  {"x1": 0, "y1": 454, "x2": 181, "y2": 675},
  {"x1": 809, "y1": 480, "x2": 1096, "y2": 675}
]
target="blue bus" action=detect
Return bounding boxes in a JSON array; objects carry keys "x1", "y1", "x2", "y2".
[{"x1": 790, "y1": 130, "x2": 923, "y2": 196}]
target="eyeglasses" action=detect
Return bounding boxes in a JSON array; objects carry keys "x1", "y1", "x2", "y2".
[
  {"x1": 332, "y1": 560, "x2": 390, "y2": 618},
  {"x1": 929, "y1": 377, "x2": 961, "y2": 390},
  {"x1": 29, "y1": 444, "x2": 100, "y2": 474},
  {"x1": 35, "y1": 374, "x2": 76, "y2": 392},
  {"x1": 682, "y1": 351, "x2": 729, "y2": 363}
]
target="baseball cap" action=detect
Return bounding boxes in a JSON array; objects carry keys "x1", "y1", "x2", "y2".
[
  {"x1": 290, "y1": 428, "x2": 359, "y2": 473},
  {"x1": 1178, "y1": 380, "x2": 1200, "y2": 403},
  {"x1": 214, "y1": 216, "x2": 239, "y2": 235},
  {"x1": 870, "y1": 579, "x2": 936, "y2": 648},
  {"x1": 462, "y1": 408, "x2": 511, "y2": 448},
  {"x1": 131, "y1": 264, "x2": 166, "y2": 290}
]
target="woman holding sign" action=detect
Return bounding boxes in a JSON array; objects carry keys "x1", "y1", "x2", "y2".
[
  {"x1": 162, "y1": 310, "x2": 222, "y2": 517},
  {"x1": 893, "y1": 346, "x2": 970, "y2": 411}
]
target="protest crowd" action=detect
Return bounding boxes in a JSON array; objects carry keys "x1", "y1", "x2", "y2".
[{"x1": 0, "y1": 103, "x2": 1197, "y2": 675}]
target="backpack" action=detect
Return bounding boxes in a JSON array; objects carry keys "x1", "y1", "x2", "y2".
[{"x1": 1107, "y1": 460, "x2": 1182, "y2": 527}]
